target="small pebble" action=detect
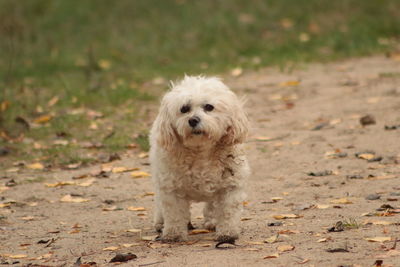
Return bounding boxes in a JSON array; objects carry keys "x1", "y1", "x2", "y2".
[
  {"x1": 360, "y1": 115, "x2": 376, "y2": 126},
  {"x1": 267, "y1": 222, "x2": 283, "y2": 227},
  {"x1": 346, "y1": 175, "x2": 364, "y2": 179},
  {"x1": 365, "y1": 194, "x2": 381, "y2": 200},
  {"x1": 307, "y1": 170, "x2": 333, "y2": 177}
]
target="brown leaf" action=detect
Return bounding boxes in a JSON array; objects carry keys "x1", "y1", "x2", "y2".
[
  {"x1": 102, "y1": 246, "x2": 119, "y2": 251},
  {"x1": 277, "y1": 244, "x2": 295, "y2": 252},
  {"x1": 330, "y1": 198, "x2": 353, "y2": 204},
  {"x1": 26, "y1": 162, "x2": 44, "y2": 170},
  {"x1": 273, "y1": 214, "x2": 302, "y2": 219},
  {"x1": 131, "y1": 171, "x2": 150, "y2": 178},
  {"x1": 364, "y1": 237, "x2": 392, "y2": 243},
  {"x1": 127, "y1": 206, "x2": 146, "y2": 211},
  {"x1": 33, "y1": 114, "x2": 53, "y2": 124},
  {"x1": 189, "y1": 229, "x2": 212, "y2": 235},
  {"x1": 264, "y1": 253, "x2": 279, "y2": 259}
]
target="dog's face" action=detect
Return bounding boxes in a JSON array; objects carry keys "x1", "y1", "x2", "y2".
[{"x1": 152, "y1": 76, "x2": 249, "y2": 149}]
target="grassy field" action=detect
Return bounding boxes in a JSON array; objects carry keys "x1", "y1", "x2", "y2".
[{"x1": 1, "y1": 0, "x2": 399, "y2": 168}]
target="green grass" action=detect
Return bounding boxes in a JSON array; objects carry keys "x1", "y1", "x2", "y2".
[{"x1": 0, "y1": 0, "x2": 399, "y2": 168}]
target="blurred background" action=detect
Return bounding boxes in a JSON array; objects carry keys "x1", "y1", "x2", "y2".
[{"x1": 1, "y1": 0, "x2": 399, "y2": 168}]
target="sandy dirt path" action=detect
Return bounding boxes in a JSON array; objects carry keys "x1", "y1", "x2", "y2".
[{"x1": 1, "y1": 56, "x2": 400, "y2": 267}]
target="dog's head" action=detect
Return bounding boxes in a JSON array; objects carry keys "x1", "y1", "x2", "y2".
[{"x1": 151, "y1": 76, "x2": 249, "y2": 150}]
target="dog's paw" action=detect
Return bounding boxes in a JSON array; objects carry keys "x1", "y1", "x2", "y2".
[
  {"x1": 154, "y1": 222, "x2": 163, "y2": 233},
  {"x1": 160, "y1": 233, "x2": 188, "y2": 243},
  {"x1": 204, "y1": 221, "x2": 216, "y2": 231},
  {"x1": 215, "y1": 234, "x2": 237, "y2": 244}
]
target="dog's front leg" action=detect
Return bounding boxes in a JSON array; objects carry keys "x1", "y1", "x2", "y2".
[
  {"x1": 215, "y1": 188, "x2": 244, "y2": 243},
  {"x1": 159, "y1": 192, "x2": 190, "y2": 242}
]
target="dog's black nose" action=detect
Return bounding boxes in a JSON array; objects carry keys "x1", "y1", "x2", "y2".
[{"x1": 188, "y1": 116, "x2": 200, "y2": 128}]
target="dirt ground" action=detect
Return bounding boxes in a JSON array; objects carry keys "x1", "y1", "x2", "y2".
[{"x1": 1, "y1": 56, "x2": 400, "y2": 267}]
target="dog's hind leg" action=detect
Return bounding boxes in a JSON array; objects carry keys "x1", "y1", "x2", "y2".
[{"x1": 203, "y1": 202, "x2": 217, "y2": 231}]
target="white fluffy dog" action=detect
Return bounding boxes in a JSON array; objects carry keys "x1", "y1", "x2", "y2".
[{"x1": 149, "y1": 76, "x2": 250, "y2": 243}]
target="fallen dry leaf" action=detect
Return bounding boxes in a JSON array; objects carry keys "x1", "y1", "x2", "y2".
[
  {"x1": 368, "y1": 175, "x2": 396, "y2": 180},
  {"x1": 112, "y1": 167, "x2": 139, "y2": 173},
  {"x1": 0, "y1": 203, "x2": 11, "y2": 208},
  {"x1": 264, "y1": 253, "x2": 279, "y2": 259},
  {"x1": 277, "y1": 244, "x2": 295, "y2": 252},
  {"x1": 190, "y1": 229, "x2": 212, "y2": 235},
  {"x1": 78, "y1": 178, "x2": 96, "y2": 187},
  {"x1": 278, "y1": 230, "x2": 300, "y2": 234},
  {"x1": 364, "y1": 237, "x2": 392, "y2": 243},
  {"x1": 264, "y1": 234, "x2": 279, "y2": 244},
  {"x1": 103, "y1": 206, "x2": 119, "y2": 211},
  {"x1": 330, "y1": 198, "x2": 353, "y2": 204},
  {"x1": 60, "y1": 194, "x2": 90, "y2": 203},
  {"x1": 127, "y1": 206, "x2": 146, "y2": 211},
  {"x1": 102, "y1": 246, "x2": 119, "y2": 251},
  {"x1": 131, "y1": 171, "x2": 151, "y2": 178},
  {"x1": 316, "y1": 204, "x2": 330, "y2": 209},
  {"x1": 141, "y1": 235, "x2": 158, "y2": 241},
  {"x1": 126, "y1": 228, "x2": 142, "y2": 233},
  {"x1": 364, "y1": 220, "x2": 395, "y2": 226},
  {"x1": 21, "y1": 216, "x2": 35, "y2": 221},
  {"x1": 279, "y1": 80, "x2": 300, "y2": 87},
  {"x1": 138, "y1": 152, "x2": 149, "y2": 159},
  {"x1": 273, "y1": 214, "x2": 302, "y2": 219},
  {"x1": 7, "y1": 254, "x2": 28, "y2": 259},
  {"x1": 121, "y1": 243, "x2": 140, "y2": 248},
  {"x1": 45, "y1": 181, "x2": 76, "y2": 187},
  {"x1": 26, "y1": 162, "x2": 44, "y2": 170},
  {"x1": 231, "y1": 67, "x2": 243, "y2": 77},
  {"x1": 33, "y1": 114, "x2": 53, "y2": 124},
  {"x1": 243, "y1": 248, "x2": 261, "y2": 251}
]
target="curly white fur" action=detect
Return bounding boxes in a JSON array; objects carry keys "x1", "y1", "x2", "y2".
[{"x1": 149, "y1": 76, "x2": 250, "y2": 242}]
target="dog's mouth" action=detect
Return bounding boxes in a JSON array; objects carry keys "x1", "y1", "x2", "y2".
[{"x1": 191, "y1": 129, "x2": 204, "y2": 135}]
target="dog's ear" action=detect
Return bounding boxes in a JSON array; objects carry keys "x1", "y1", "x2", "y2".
[
  {"x1": 151, "y1": 97, "x2": 176, "y2": 150},
  {"x1": 222, "y1": 100, "x2": 249, "y2": 145}
]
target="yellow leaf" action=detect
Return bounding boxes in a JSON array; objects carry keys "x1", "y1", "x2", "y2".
[
  {"x1": 26, "y1": 163, "x2": 44, "y2": 170},
  {"x1": 231, "y1": 67, "x2": 243, "y2": 77},
  {"x1": 60, "y1": 194, "x2": 90, "y2": 203},
  {"x1": 8, "y1": 254, "x2": 28, "y2": 259},
  {"x1": 279, "y1": 80, "x2": 300, "y2": 87},
  {"x1": 316, "y1": 204, "x2": 330, "y2": 209},
  {"x1": 255, "y1": 136, "x2": 272, "y2": 141},
  {"x1": 121, "y1": 243, "x2": 140, "y2": 248},
  {"x1": 126, "y1": 229, "x2": 142, "y2": 233},
  {"x1": 264, "y1": 234, "x2": 279, "y2": 244},
  {"x1": 243, "y1": 248, "x2": 261, "y2": 251},
  {"x1": 364, "y1": 236, "x2": 392, "y2": 243},
  {"x1": 357, "y1": 153, "x2": 375, "y2": 160},
  {"x1": 0, "y1": 203, "x2": 11, "y2": 208},
  {"x1": 138, "y1": 152, "x2": 149, "y2": 159},
  {"x1": 1, "y1": 100, "x2": 10, "y2": 112},
  {"x1": 112, "y1": 167, "x2": 137, "y2": 173},
  {"x1": 131, "y1": 171, "x2": 150, "y2": 178},
  {"x1": 141, "y1": 235, "x2": 157, "y2": 241},
  {"x1": 98, "y1": 59, "x2": 111, "y2": 70},
  {"x1": 33, "y1": 115, "x2": 52, "y2": 124},
  {"x1": 277, "y1": 244, "x2": 295, "y2": 252},
  {"x1": 190, "y1": 229, "x2": 211, "y2": 235},
  {"x1": 102, "y1": 206, "x2": 118, "y2": 211},
  {"x1": 21, "y1": 216, "x2": 35, "y2": 221},
  {"x1": 330, "y1": 198, "x2": 353, "y2": 204},
  {"x1": 48, "y1": 96, "x2": 59, "y2": 107},
  {"x1": 102, "y1": 246, "x2": 119, "y2": 251},
  {"x1": 273, "y1": 214, "x2": 302, "y2": 219},
  {"x1": 142, "y1": 192, "x2": 155, "y2": 197},
  {"x1": 77, "y1": 178, "x2": 96, "y2": 187},
  {"x1": 45, "y1": 181, "x2": 76, "y2": 187},
  {"x1": 299, "y1": 32, "x2": 310, "y2": 42},
  {"x1": 317, "y1": 238, "x2": 328, "y2": 243},
  {"x1": 127, "y1": 206, "x2": 146, "y2": 211},
  {"x1": 264, "y1": 253, "x2": 279, "y2": 259}
]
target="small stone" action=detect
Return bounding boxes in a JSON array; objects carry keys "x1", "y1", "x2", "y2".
[
  {"x1": 365, "y1": 194, "x2": 381, "y2": 200},
  {"x1": 360, "y1": 115, "x2": 376, "y2": 126},
  {"x1": 390, "y1": 192, "x2": 400, "y2": 196},
  {"x1": 267, "y1": 222, "x2": 283, "y2": 227},
  {"x1": 346, "y1": 174, "x2": 364, "y2": 179},
  {"x1": 307, "y1": 170, "x2": 333, "y2": 177}
]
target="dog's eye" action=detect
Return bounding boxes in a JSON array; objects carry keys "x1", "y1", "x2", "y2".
[
  {"x1": 180, "y1": 105, "x2": 191, "y2": 113},
  {"x1": 204, "y1": 104, "x2": 214, "y2": 112}
]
